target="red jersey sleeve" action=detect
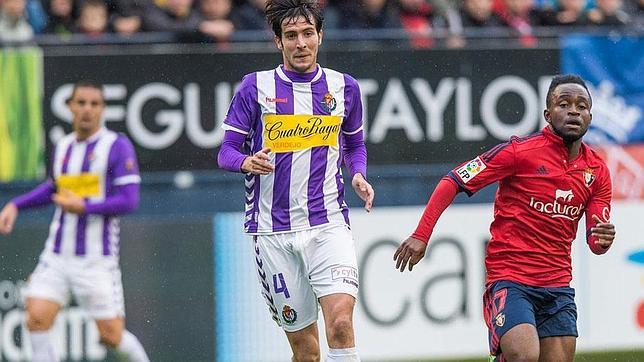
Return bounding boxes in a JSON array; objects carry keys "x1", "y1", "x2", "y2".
[
  {"x1": 584, "y1": 165, "x2": 612, "y2": 255},
  {"x1": 448, "y1": 141, "x2": 517, "y2": 196}
]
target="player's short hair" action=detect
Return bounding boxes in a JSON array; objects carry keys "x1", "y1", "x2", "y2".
[
  {"x1": 546, "y1": 74, "x2": 591, "y2": 108},
  {"x1": 67, "y1": 80, "x2": 104, "y2": 103},
  {"x1": 265, "y1": 0, "x2": 324, "y2": 38}
]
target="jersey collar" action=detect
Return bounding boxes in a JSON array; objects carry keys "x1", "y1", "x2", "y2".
[
  {"x1": 75, "y1": 126, "x2": 105, "y2": 144},
  {"x1": 276, "y1": 64, "x2": 323, "y2": 83}
]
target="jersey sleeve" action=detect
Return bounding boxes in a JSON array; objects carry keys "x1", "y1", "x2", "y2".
[
  {"x1": 109, "y1": 135, "x2": 141, "y2": 187},
  {"x1": 341, "y1": 74, "x2": 363, "y2": 135},
  {"x1": 222, "y1": 73, "x2": 258, "y2": 135},
  {"x1": 584, "y1": 164, "x2": 612, "y2": 254},
  {"x1": 447, "y1": 141, "x2": 517, "y2": 196}
]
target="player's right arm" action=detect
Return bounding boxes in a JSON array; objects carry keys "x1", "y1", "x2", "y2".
[
  {"x1": 0, "y1": 180, "x2": 56, "y2": 235},
  {"x1": 394, "y1": 140, "x2": 518, "y2": 272},
  {"x1": 217, "y1": 73, "x2": 274, "y2": 175}
]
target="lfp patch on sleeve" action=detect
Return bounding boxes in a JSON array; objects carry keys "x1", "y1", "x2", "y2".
[{"x1": 455, "y1": 157, "x2": 486, "y2": 184}]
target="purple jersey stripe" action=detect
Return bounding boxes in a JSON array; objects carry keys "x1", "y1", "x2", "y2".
[
  {"x1": 271, "y1": 76, "x2": 294, "y2": 232},
  {"x1": 53, "y1": 142, "x2": 74, "y2": 254},
  {"x1": 75, "y1": 140, "x2": 98, "y2": 255},
  {"x1": 102, "y1": 216, "x2": 110, "y2": 255},
  {"x1": 335, "y1": 134, "x2": 350, "y2": 225},
  {"x1": 308, "y1": 75, "x2": 330, "y2": 226}
]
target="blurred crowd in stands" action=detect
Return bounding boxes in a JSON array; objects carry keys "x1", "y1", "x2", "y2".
[{"x1": 0, "y1": 0, "x2": 642, "y2": 46}]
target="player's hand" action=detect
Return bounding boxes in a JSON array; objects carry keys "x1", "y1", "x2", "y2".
[
  {"x1": 591, "y1": 214, "x2": 615, "y2": 249},
  {"x1": 241, "y1": 147, "x2": 274, "y2": 175},
  {"x1": 393, "y1": 236, "x2": 427, "y2": 272},
  {"x1": 351, "y1": 173, "x2": 374, "y2": 212},
  {"x1": 0, "y1": 202, "x2": 18, "y2": 235},
  {"x1": 52, "y1": 189, "x2": 86, "y2": 214}
]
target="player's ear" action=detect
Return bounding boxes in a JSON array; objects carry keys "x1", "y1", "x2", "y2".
[
  {"x1": 318, "y1": 30, "x2": 323, "y2": 45},
  {"x1": 543, "y1": 109, "x2": 553, "y2": 124},
  {"x1": 274, "y1": 36, "x2": 283, "y2": 50}
]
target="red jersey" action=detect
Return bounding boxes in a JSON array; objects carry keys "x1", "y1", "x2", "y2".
[{"x1": 448, "y1": 126, "x2": 612, "y2": 287}]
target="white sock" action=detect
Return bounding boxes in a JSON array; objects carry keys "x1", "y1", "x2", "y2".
[
  {"x1": 29, "y1": 330, "x2": 59, "y2": 362},
  {"x1": 116, "y1": 330, "x2": 150, "y2": 362},
  {"x1": 327, "y1": 347, "x2": 360, "y2": 362}
]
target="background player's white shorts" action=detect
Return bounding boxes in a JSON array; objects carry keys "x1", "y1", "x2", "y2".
[
  {"x1": 23, "y1": 252, "x2": 125, "y2": 320},
  {"x1": 253, "y1": 223, "x2": 359, "y2": 332}
]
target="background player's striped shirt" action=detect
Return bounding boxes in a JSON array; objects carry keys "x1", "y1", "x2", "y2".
[
  {"x1": 222, "y1": 66, "x2": 365, "y2": 234},
  {"x1": 14, "y1": 128, "x2": 141, "y2": 258}
]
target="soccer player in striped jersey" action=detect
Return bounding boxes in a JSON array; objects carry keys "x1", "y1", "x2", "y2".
[
  {"x1": 0, "y1": 81, "x2": 149, "y2": 362},
  {"x1": 394, "y1": 75, "x2": 616, "y2": 362},
  {"x1": 218, "y1": 0, "x2": 374, "y2": 360}
]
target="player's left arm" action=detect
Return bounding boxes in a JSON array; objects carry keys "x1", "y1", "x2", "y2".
[
  {"x1": 342, "y1": 75, "x2": 373, "y2": 212},
  {"x1": 584, "y1": 166, "x2": 615, "y2": 255},
  {"x1": 54, "y1": 136, "x2": 141, "y2": 215}
]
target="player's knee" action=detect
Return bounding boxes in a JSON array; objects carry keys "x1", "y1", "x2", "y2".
[
  {"x1": 26, "y1": 313, "x2": 54, "y2": 331},
  {"x1": 327, "y1": 316, "x2": 353, "y2": 345},
  {"x1": 502, "y1": 348, "x2": 539, "y2": 362},
  {"x1": 99, "y1": 328, "x2": 123, "y2": 348},
  {"x1": 292, "y1": 349, "x2": 320, "y2": 362}
]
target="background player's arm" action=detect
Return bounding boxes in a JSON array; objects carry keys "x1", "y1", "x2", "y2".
[
  {"x1": 0, "y1": 180, "x2": 56, "y2": 234},
  {"x1": 585, "y1": 167, "x2": 615, "y2": 255}
]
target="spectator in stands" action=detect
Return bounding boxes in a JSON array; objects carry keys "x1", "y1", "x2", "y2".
[
  {"x1": 496, "y1": 0, "x2": 542, "y2": 45},
  {"x1": 26, "y1": 0, "x2": 47, "y2": 33},
  {"x1": 107, "y1": 0, "x2": 145, "y2": 35},
  {"x1": 0, "y1": 0, "x2": 34, "y2": 42},
  {"x1": 460, "y1": 0, "x2": 504, "y2": 26},
  {"x1": 334, "y1": 0, "x2": 402, "y2": 29},
  {"x1": 75, "y1": 0, "x2": 110, "y2": 36},
  {"x1": 142, "y1": 0, "x2": 202, "y2": 40},
  {"x1": 198, "y1": 0, "x2": 235, "y2": 42},
  {"x1": 43, "y1": 0, "x2": 75, "y2": 35},
  {"x1": 588, "y1": 0, "x2": 630, "y2": 24},
  {"x1": 398, "y1": 0, "x2": 436, "y2": 47},
  {"x1": 541, "y1": 0, "x2": 591, "y2": 25},
  {"x1": 231, "y1": 0, "x2": 268, "y2": 30}
]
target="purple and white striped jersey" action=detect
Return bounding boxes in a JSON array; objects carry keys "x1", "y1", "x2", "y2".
[
  {"x1": 45, "y1": 128, "x2": 140, "y2": 258},
  {"x1": 223, "y1": 65, "x2": 365, "y2": 234}
]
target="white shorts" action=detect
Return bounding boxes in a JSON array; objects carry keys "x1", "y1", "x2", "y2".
[
  {"x1": 253, "y1": 224, "x2": 359, "y2": 332},
  {"x1": 23, "y1": 253, "x2": 125, "y2": 320}
]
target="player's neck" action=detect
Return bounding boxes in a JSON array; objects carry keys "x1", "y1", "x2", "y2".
[
  {"x1": 565, "y1": 141, "x2": 582, "y2": 161},
  {"x1": 75, "y1": 127, "x2": 101, "y2": 142}
]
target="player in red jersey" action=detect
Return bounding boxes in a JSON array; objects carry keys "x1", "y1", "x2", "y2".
[{"x1": 393, "y1": 74, "x2": 616, "y2": 362}]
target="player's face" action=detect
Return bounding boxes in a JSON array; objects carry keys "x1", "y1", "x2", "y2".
[
  {"x1": 545, "y1": 83, "x2": 592, "y2": 144},
  {"x1": 275, "y1": 15, "x2": 322, "y2": 73},
  {"x1": 67, "y1": 86, "x2": 105, "y2": 138}
]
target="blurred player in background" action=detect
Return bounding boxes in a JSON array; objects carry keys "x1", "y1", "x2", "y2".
[
  {"x1": 394, "y1": 74, "x2": 616, "y2": 362},
  {"x1": 0, "y1": 81, "x2": 149, "y2": 362},
  {"x1": 217, "y1": 0, "x2": 374, "y2": 360}
]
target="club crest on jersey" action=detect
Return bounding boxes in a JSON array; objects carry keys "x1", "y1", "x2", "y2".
[
  {"x1": 495, "y1": 313, "x2": 505, "y2": 327},
  {"x1": 282, "y1": 305, "x2": 298, "y2": 325},
  {"x1": 583, "y1": 168, "x2": 596, "y2": 187},
  {"x1": 455, "y1": 157, "x2": 486, "y2": 184},
  {"x1": 321, "y1": 92, "x2": 337, "y2": 112}
]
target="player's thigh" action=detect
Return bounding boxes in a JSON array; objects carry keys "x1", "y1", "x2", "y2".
[
  {"x1": 25, "y1": 298, "x2": 61, "y2": 331},
  {"x1": 95, "y1": 317, "x2": 125, "y2": 347},
  {"x1": 483, "y1": 281, "x2": 539, "y2": 360},
  {"x1": 539, "y1": 336, "x2": 576, "y2": 362},
  {"x1": 255, "y1": 234, "x2": 318, "y2": 333},
  {"x1": 23, "y1": 255, "x2": 69, "y2": 329},
  {"x1": 305, "y1": 225, "x2": 359, "y2": 300},
  {"x1": 71, "y1": 259, "x2": 125, "y2": 320}
]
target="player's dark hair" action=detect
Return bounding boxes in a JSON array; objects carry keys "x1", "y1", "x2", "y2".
[
  {"x1": 546, "y1": 74, "x2": 591, "y2": 108},
  {"x1": 67, "y1": 80, "x2": 104, "y2": 103},
  {"x1": 265, "y1": 0, "x2": 324, "y2": 38}
]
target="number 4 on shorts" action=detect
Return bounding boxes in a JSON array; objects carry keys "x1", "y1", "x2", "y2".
[{"x1": 273, "y1": 273, "x2": 290, "y2": 298}]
